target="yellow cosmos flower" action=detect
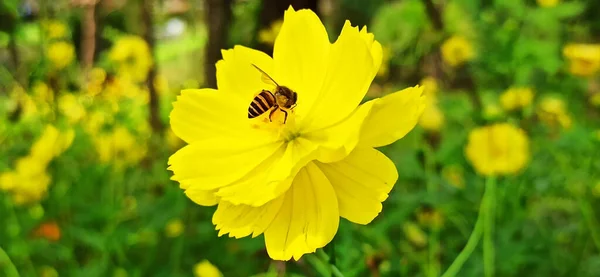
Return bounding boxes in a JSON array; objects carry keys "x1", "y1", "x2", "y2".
[
  {"x1": 441, "y1": 35, "x2": 475, "y2": 67},
  {"x1": 109, "y1": 35, "x2": 153, "y2": 82},
  {"x1": 94, "y1": 127, "x2": 147, "y2": 168},
  {"x1": 258, "y1": 19, "x2": 283, "y2": 46},
  {"x1": 420, "y1": 77, "x2": 439, "y2": 98},
  {"x1": 47, "y1": 41, "x2": 75, "y2": 70},
  {"x1": 168, "y1": 8, "x2": 426, "y2": 261},
  {"x1": 537, "y1": 0, "x2": 559, "y2": 8},
  {"x1": 193, "y1": 260, "x2": 222, "y2": 277},
  {"x1": 537, "y1": 96, "x2": 572, "y2": 129},
  {"x1": 465, "y1": 123, "x2": 529, "y2": 176},
  {"x1": 58, "y1": 93, "x2": 87, "y2": 124},
  {"x1": 377, "y1": 46, "x2": 392, "y2": 78},
  {"x1": 30, "y1": 125, "x2": 75, "y2": 164},
  {"x1": 563, "y1": 44, "x2": 600, "y2": 77},
  {"x1": 32, "y1": 82, "x2": 54, "y2": 104},
  {"x1": 500, "y1": 87, "x2": 534, "y2": 111},
  {"x1": 42, "y1": 20, "x2": 68, "y2": 39},
  {"x1": 165, "y1": 219, "x2": 185, "y2": 238},
  {"x1": 418, "y1": 102, "x2": 444, "y2": 132}
]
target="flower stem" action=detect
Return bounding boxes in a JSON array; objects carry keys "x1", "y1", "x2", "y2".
[
  {"x1": 441, "y1": 176, "x2": 495, "y2": 277},
  {"x1": 0, "y1": 246, "x2": 20, "y2": 277},
  {"x1": 483, "y1": 176, "x2": 496, "y2": 277}
]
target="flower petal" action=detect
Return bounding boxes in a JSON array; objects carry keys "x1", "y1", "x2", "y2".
[
  {"x1": 300, "y1": 21, "x2": 380, "y2": 131},
  {"x1": 168, "y1": 138, "x2": 284, "y2": 190},
  {"x1": 264, "y1": 162, "x2": 339, "y2": 261},
  {"x1": 215, "y1": 137, "x2": 319, "y2": 206},
  {"x1": 273, "y1": 7, "x2": 330, "y2": 121},
  {"x1": 212, "y1": 196, "x2": 285, "y2": 239},
  {"x1": 317, "y1": 147, "x2": 397, "y2": 224},
  {"x1": 184, "y1": 188, "x2": 218, "y2": 206},
  {"x1": 170, "y1": 89, "x2": 254, "y2": 144},
  {"x1": 359, "y1": 86, "x2": 426, "y2": 148},
  {"x1": 216, "y1": 45, "x2": 274, "y2": 101}
]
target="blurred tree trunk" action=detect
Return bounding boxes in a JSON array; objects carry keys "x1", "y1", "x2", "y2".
[
  {"x1": 204, "y1": 0, "x2": 233, "y2": 89},
  {"x1": 254, "y1": 0, "x2": 319, "y2": 54},
  {"x1": 141, "y1": 0, "x2": 164, "y2": 134},
  {"x1": 80, "y1": 0, "x2": 97, "y2": 72}
]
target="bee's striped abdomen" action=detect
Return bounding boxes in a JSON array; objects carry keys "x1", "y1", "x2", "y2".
[{"x1": 248, "y1": 90, "x2": 276, "y2": 118}]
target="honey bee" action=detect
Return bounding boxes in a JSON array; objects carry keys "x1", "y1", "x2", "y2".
[{"x1": 247, "y1": 64, "x2": 297, "y2": 123}]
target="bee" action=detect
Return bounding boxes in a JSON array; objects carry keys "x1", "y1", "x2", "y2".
[{"x1": 247, "y1": 64, "x2": 297, "y2": 123}]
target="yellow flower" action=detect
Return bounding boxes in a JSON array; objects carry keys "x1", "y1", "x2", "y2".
[
  {"x1": 537, "y1": 0, "x2": 559, "y2": 8},
  {"x1": 43, "y1": 20, "x2": 68, "y2": 39},
  {"x1": 30, "y1": 125, "x2": 75, "y2": 164},
  {"x1": 109, "y1": 35, "x2": 153, "y2": 82},
  {"x1": 58, "y1": 93, "x2": 86, "y2": 124},
  {"x1": 483, "y1": 103, "x2": 503, "y2": 120},
  {"x1": 94, "y1": 127, "x2": 147, "y2": 168},
  {"x1": 47, "y1": 41, "x2": 75, "y2": 70},
  {"x1": 403, "y1": 222, "x2": 427, "y2": 247},
  {"x1": 165, "y1": 219, "x2": 185, "y2": 238},
  {"x1": 32, "y1": 82, "x2": 54, "y2": 104},
  {"x1": 418, "y1": 102, "x2": 444, "y2": 132},
  {"x1": 590, "y1": 93, "x2": 600, "y2": 107},
  {"x1": 563, "y1": 44, "x2": 600, "y2": 77},
  {"x1": 416, "y1": 207, "x2": 444, "y2": 229},
  {"x1": 258, "y1": 19, "x2": 283, "y2": 46},
  {"x1": 420, "y1": 77, "x2": 439, "y2": 98},
  {"x1": 441, "y1": 35, "x2": 475, "y2": 67},
  {"x1": 168, "y1": 8, "x2": 426, "y2": 261},
  {"x1": 377, "y1": 46, "x2": 391, "y2": 78},
  {"x1": 500, "y1": 87, "x2": 534, "y2": 111},
  {"x1": 441, "y1": 164, "x2": 465, "y2": 189},
  {"x1": 193, "y1": 260, "x2": 223, "y2": 277},
  {"x1": 1, "y1": 158, "x2": 52, "y2": 205},
  {"x1": 465, "y1": 123, "x2": 529, "y2": 176},
  {"x1": 86, "y1": 67, "x2": 107, "y2": 96},
  {"x1": 537, "y1": 96, "x2": 572, "y2": 129}
]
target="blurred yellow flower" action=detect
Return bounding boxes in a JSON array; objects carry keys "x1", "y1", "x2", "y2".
[
  {"x1": 537, "y1": 97, "x2": 572, "y2": 129},
  {"x1": 32, "y1": 82, "x2": 54, "y2": 104},
  {"x1": 416, "y1": 207, "x2": 444, "y2": 229},
  {"x1": 193, "y1": 260, "x2": 223, "y2": 277},
  {"x1": 109, "y1": 35, "x2": 153, "y2": 82},
  {"x1": 537, "y1": 0, "x2": 559, "y2": 8},
  {"x1": 377, "y1": 46, "x2": 391, "y2": 78},
  {"x1": 165, "y1": 219, "x2": 185, "y2": 238},
  {"x1": 47, "y1": 41, "x2": 75, "y2": 70},
  {"x1": 442, "y1": 164, "x2": 465, "y2": 189},
  {"x1": 589, "y1": 93, "x2": 600, "y2": 106},
  {"x1": 420, "y1": 76, "x2": 439, "y2": 98},
  {"x1": 39, "y1": 265, "x2": 59, "y2": 277},
  {"x1": 43, "y1": 20, "x2": 68, "y2": 39},
  {"x1": 418, "y1": 102, "x2": 444, "y2": 132},
  {"x1": 94, "y1": 127, "x2": 147, "y2": 169},
  {"x1": 483, "y1": 103, "x2": 503, "y2": 120},
  {"x1": 403, "y1": 222, "x2": 427, "y2": 247},
  {"x1": 465, "y1": 123, "x2": 529, "y2": 176},
  {"x1": 441, "y1": 35, "x2": 475, "y2": 67},
  {"x1": 500, "y1": 87, "x2": 534, "y2": 111},
  {"x1": 258, "y1": 19, "x2": 283, "y2": 46},
  {"x1": 0, "y1": 125, "x2": 74, "y2": 204},
  {"x1": 58, "y1": 93, "x2": 87, "y2": 124},
  {"x1": 168, "y1": 8, "x2": 426, "y2": 261},
  {"x1": 563, "y1": 44, "x2": 600, "y2": 77},
  {"x1": 86, "y1": 67, "x2": 107, "y2": 96}
]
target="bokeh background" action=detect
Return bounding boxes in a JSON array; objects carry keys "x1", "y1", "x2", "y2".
[{"x1": 1, "y1": 0, "x2": 600, "y2": 276}]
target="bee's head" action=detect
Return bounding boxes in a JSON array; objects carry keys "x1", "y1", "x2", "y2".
[{"x1": 275, "y1": 86, "x2": 298, "y2": 108}]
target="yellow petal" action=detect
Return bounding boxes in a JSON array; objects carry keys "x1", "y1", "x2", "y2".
[
  {"x1": 273, "y1": 7, "x2": 330, "y2": 120},
  {"x1": 317, "y1": 147, "x2": 397, "y2": 224},
  {"x1": 264, "y1": 163, "x2": 339, "y2": 261},
  {"x1": 212, "y1": 196, "x2": 285, "y2": 239},
  {"x1": 184, "y1": 188, "x2": 218, "y2": 206},
  {"x1": 170, "y1": 89, "x2": 261, "y2": 144},
  {"x1": 360, "y1": 86, "x2": 426, "y2": 148},
  {"x1": 215, "y1": 137, "x2": 319, "y2": 206},
  {"x1": 300, "y1": 21, "x2": 378, "y2": 131},
  {"x1": 216, "y1": 45, "x2": 274, "y2": 101},
  {"x1": 168, "y1": 139, "x2": 284, "y2": 190},
  {"x1": 305, "y1": 100, "x2": 376, "y2": 163}
]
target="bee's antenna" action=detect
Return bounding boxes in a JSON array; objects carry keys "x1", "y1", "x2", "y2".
[{"x1": 251, "y1": 64, "x2": 279, "y2": 86}]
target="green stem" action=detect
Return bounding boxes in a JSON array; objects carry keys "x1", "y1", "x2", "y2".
[
  {"x1": 579, "y1": 200, "x2": 600, "y2": 251},
  {"x1": 0, "y1": 245, "x2": 20, "y2": 277},
  {"x1": 441, "y1": 177, "x2": 494, "y2": 277},
  {"x1": 483, "y1": 177, "x2": 496, "y2": 277}
]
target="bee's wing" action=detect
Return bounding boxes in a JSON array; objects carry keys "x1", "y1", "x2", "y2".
[{"x1": 260, "y1": 72, "x2": 277, "y2": 86}]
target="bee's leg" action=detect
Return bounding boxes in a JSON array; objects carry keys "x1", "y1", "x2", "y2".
[
  {"x1": 268, "y1": 107, "x2": 277, "y2": 122},
  {"x1": 281, "y1": 109, "x2": 289, "y2": 124}
]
